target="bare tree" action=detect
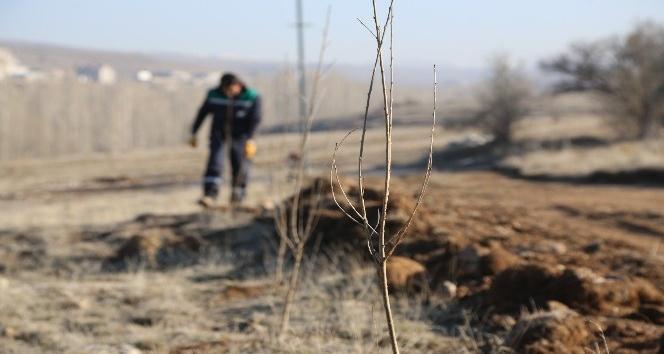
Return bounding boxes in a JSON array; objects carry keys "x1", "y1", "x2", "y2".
[
  {"x1": 476, "y1": 55, "x2": 531, "y2": 144},
  {"x1": 273, "y1": 7, "x2": 331, "y2": 339},
  {"x1": 331, "y1": 1, "x2": 436, "y2": 352},
  {"x1": 541, "y1": 21, "x2": 664, "y2": 139}
]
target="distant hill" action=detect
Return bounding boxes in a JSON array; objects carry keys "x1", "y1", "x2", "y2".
[
  {"x1": 0, "y1": 39, "x2": 485, "y2": 86},
  {"x1": 0, "y1": 39, "x2": 281, "y2": 79}
]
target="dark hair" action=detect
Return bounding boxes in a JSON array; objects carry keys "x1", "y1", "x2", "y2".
[{"x1": 219, "y1": 72, "x2": 244, "y2": 89}]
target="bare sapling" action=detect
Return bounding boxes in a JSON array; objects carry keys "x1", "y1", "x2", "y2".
[
  {"x1": 330, "y1": 1, "x2": 436, "y2": 353},
  {"x1": 273, "y1": 7, "x2": 331, "y2": 339}
]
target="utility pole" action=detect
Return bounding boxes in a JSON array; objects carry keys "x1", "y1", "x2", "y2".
[{"x1": 295, "y1": 0, "x2": 307, "y2": 132}]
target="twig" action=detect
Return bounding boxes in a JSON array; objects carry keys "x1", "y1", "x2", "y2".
[
  {"x1": 357, "y1": 18, "x2": 377, "y2": 38},
  {"x1": 386, "y1": 64, "x2": 436, "y2": 258}
]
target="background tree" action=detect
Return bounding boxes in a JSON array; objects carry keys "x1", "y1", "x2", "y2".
[
  {"x1": 273, "y1": 7, "x2": 330, "y2": 340},
  {"x1": 541, "y1": 22, "x2": 664, "y2": 139},
  {"x1": 476, "y1": 55, "x2": 532, "y2": 144}
]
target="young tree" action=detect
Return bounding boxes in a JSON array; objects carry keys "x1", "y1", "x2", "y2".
[
  {"x1": 541, "y1": 22, "x2": 664, "y2": 139},
  {"x1": 273, "y1": 8, "x2": 330, "y2": 339},
  {"x1": 476, "y1": 55, "x2": 531, "y2": 144},
  {"x1": 332, "y1": 1, "x2": 436, "y2": 352}
]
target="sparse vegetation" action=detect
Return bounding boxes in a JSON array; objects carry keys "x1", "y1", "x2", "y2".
[{"x1": 542, "y1": 21, "x2": 664, "y2": 139}]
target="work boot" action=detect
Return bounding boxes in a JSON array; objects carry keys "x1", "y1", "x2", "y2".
[
  {"x1": 198, "y1": 196, "x2": 217, "y2": 208},
  {"x1": 230, "y1": 187, "x2": 245, "y2": 205}
]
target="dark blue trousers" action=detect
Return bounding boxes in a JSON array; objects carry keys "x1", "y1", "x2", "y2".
[{"x1": 203, "y1": 139, "x2": 250, "y2": 201}]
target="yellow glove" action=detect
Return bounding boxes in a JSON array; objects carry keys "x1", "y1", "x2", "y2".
[
  {"x1": 245, "y1": 139, "x2": 257, "y2": 160},
  {"x1": 188, "y1": 135, "x2": 197, "y2": 148}
]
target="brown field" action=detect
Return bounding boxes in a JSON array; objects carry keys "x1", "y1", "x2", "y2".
[{"x1": 1, "y1": 113, "x2": 663, "y2": 353}]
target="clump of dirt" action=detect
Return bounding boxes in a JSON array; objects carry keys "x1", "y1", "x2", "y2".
[
  {"x1": 487, "y1": 264, "x2": 664, "y2": 318},
  {"x1": 488, "y1": 264, "x2": 560, "y2": 309},
  {"x1": 218, "y1": 282, "x2": 276, "y2": 302},
  {"x1": 602, "y1": 318, "x2": 664, "y2": 353},
  {"x1": 0, "y1": 232, "x2": 47, "y2": 273},
  {"x1": 105, "y1": 227, "x2": 205, "y2": 269},
  {"x1": 420, "y1": 239, "x2": 522, "y2": 292},
  {"x1": 386, "y1": 256, "x2": 427, "y2": 293},
  {"x1": 482, "y1": 242, "x2": 523, "y2": 275},
  {"x1": 506, "y1": 308, "x2": 591, "y2": 354}
]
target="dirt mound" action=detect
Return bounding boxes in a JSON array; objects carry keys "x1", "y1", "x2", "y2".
[
  {"x1": 386, "y1": 256, "x2": 427, "y2": 293},
  {"x1": 506, "y1": 308, "x2": 591, "y2": 354},
  {"x1": 99, "y1": 211, "x2": 270, "y2": 271},
  {"x1": 105, "y1": 228, "x2": 205, "y2": 269},
  {"x1": 0, "y1": 231, "x2": 47, "y2": 273},
  {"x1": 489, "y1": 264, "x2": 664, "y2": 316},
  {"x1": 482, "y1": 242, "x2": 523, "y2": 275},
  {"x1": 311, "y1": 179, "x2": 434, "y2": 254},
  {"x1": 218, "y1": 282, "x2": 276, "y2": 302},
  {"x1": 602, "y1": 318, "x2": 664, "y2": 353},
  {"x1": 422, "y1": 240, "x2": 522, "y2": 291},
  {"x1": 488, "y1": 264, "x2": 560, "y2": 309}
]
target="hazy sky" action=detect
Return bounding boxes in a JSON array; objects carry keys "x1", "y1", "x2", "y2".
[{"x1": 1, "y1": 0, "x2": 663, "y2": 69}]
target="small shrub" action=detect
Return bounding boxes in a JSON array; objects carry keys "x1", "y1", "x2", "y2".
[{"x1": 476, "y1": 55, "x2": 532, "y2": 144}]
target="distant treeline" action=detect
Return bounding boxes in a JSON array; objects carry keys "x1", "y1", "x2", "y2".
[
  {"x1": 0, "y1": 78, "x2": 200, "y2": 160},
  {"x1": 0, "y1": 71, "x2": 432, "y2": 161}
]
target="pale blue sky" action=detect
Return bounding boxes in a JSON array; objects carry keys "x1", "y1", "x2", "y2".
[{"x1": 1, "y1": 0, "x2": 663, "y2": 68}]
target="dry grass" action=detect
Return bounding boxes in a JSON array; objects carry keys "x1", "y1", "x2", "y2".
[{"x1": 0, "y1": 239, "x2": 473, "y2": 353}]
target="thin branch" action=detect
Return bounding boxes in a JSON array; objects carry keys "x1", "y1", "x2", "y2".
[
  {"x1": 330, "y1": 129, "x2": 364, "y2": 224},
  {"x1": 370, "y1": 0, "x2": 394, "y2": 260},
  {"x1": 357, "y1": 18, "x2": 377, "y2": 39},
  {"x1": 386, "y1": 64, "x2": 436, "y2": 258},
  {"x1": 303, "y1": 179, "x2": 323, "y2": 239},
  {"x1": 330, "y1": 129, "x2": 380, "y2": 238},
  {"x1": 357, "y1": 1, "x2": 394, "y2": 246},
  {"x1": 289, "y1": 6, "x2": 331, "y2": 246},
  {"x1": 278, "y1": 6, "x2": 332, "y2": 339},
  {"x1": 274, "y1": 204, "x2": 297, "y2": 252},
  {"x1": 388, "y1": 3, "x2": 394, "y2": 122},
  {"x1": 358, "y1": 52, "x2": 380, "y2": 232},
  {"x1": 366, "y1": 208, "x2": 382, "y2": 263}
]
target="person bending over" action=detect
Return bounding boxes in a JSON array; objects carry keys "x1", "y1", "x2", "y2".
[{"x1": 189, "y1": 73, "x2": 261, "y2": 207}]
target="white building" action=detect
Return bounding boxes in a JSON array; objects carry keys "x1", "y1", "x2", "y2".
[
  {"x1": 136, "y1": 69, "x2": 153, "y2": 82},
  {"x1": 0, "y1": 47, "x2": 29, "y2": 81},
  {"x1": 194, "y1": 71, "x2": 222, "y2": 85},
  {"x1": 76, "y1": 64, "x2": 117, "y2": 85},
  {"x1": 151, "y1": 69, "x2": 193, "y2": 84}
]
